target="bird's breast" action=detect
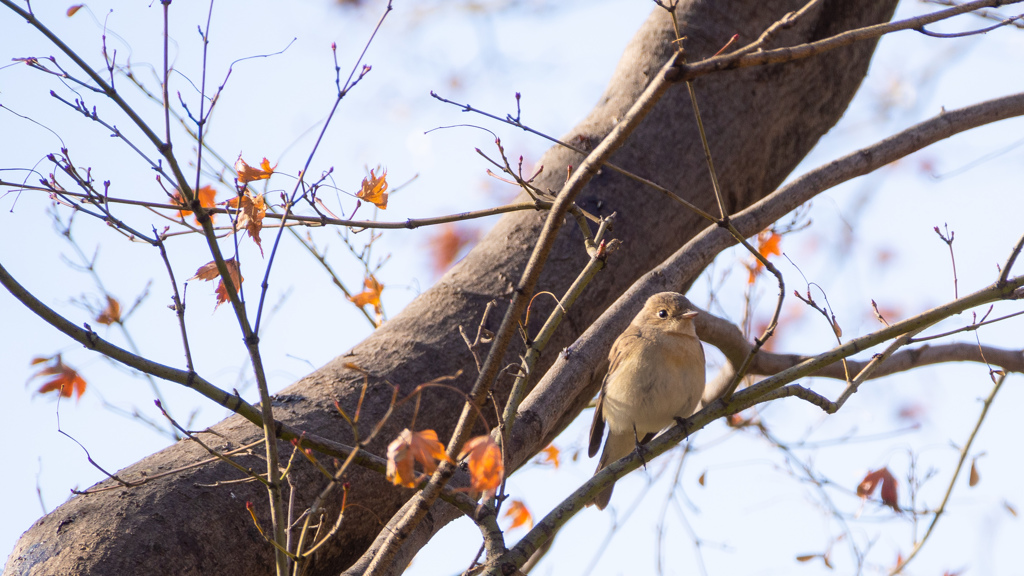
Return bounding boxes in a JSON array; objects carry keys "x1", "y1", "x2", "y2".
[{"x1": 601, "y1": 335, "x2": 705, "y2": 437}]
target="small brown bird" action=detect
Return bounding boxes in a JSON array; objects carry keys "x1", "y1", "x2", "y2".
[{"x1": 588, "y1": 292, "x2": 706, "y2": 509}]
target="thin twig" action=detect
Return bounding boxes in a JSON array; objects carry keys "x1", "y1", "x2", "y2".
[
  {"x1": 155, "y1": 400, "x2": 270, "y2": 487},
  {"x1": 999, "y1": 230, "x2": 1024, "y2": 286},
  {"x1": 926, "y1": 0, "x2": 1024, "y2": 27},
  {"x1": 3, "y1": 185, "x2": 562, "y2": 231},
  {"x1": 934, "y1": 223, "x2": 958, "y2": 300},
  {"x1": 667, "y1": 0, "x2": 1024, "y2": 83},
  {"x1": 889, "y1": 372, "x2": 1008, "y2": 574},
  {"x1": 917, "y1": 11, "x2": 1024, "y2": 36},
  {"x1": 501, "y1": 215, "x2": 618, "y2": 430}
]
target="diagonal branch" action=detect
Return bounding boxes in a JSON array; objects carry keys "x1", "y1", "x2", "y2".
[
  {"x1": 698, "y1": 307, "x2": 1024, "y2": 398},
  {"x1": 357, "y1": 44, "x2": 690, "y2": 576},
  {"x1": 507, "y1": 90, "x2": 1024, "y2": 480},
  {"x1": 497, "y1": 272, "x2": 1024, "y2": 573}
]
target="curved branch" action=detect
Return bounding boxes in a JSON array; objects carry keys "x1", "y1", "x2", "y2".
[
  {"x1": 507, "y1": 91, "x2": 1024, "y2": 478},
  {"x1": 498, "y1": 271, "x2": 1024, "y2": 572},
  {"x1": 697, "y1": 307, "x2": 1024, "y2": 400}
]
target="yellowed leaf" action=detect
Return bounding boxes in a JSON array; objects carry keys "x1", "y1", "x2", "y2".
[
  {"x1": 228, "y1": 192, "x2": 267, "y2": 255},
  {"x1": 537, "y1": 444, "x2": 560, "y2": 469},
  {"x1": 459, "y1": 435, "x2": 503, "y2": 494},
  {"x1": 171, "y1": 185, "x2": 217, "y2": 224},
  {"x1": 189, "y1": 259, "x2": 243, "y2": 309},
  {"x1": 95, "y1": 296, "x2": 121, "y2": 325},
  {"x1": 356, "y1": 166, "x2": 388, "y2": 209},
  {"x1": 235, "y1": 155, "x2": 275, "y2": 184},
  {"x1": 386, "y1": 429, "x2": 453, "y2": 488},
  {"x1": 28, "y1": 355, "x2": 87, "y2": 401},
  {"x1": 503, "y1": 500, "x2": 533, "y2": 530}
]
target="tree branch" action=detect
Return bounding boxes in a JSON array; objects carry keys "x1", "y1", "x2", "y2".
[{"x1": 506, "y1": 90, "x2": 1024, "y2": 484}]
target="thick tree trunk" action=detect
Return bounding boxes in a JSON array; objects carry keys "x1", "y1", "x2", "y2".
[{"x1": 4, "y1": 1, "x2": 897, "y2": 575}]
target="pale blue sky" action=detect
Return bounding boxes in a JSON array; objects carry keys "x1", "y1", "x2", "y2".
[{"x1": 2, "y1": 1, "x2": 1023, "y2": 574}]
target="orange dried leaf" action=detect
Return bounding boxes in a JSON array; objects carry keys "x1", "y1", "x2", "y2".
[
  {"x1": 67, "y1": 4, "x2": 83, "y2": 16},
  {"x1": 348, "y1": 276, "x2": 383, "y2": 308},
  {"x1": 197, "y1": 186, "x2": 217, "y2": 211},
  {"x1": 427, "y1": 224, "x2": 479, "y2": 276},
  {"x1": 747, "y1": 229, "x2": 782, "y2": 284},
  {"x1": 189, "y1": 259, "x2": 243, "y2": 309},
  {"x1": 758, "y1": 230, "x2": 782, "y2": 259},
  {"x1": 698, "y1": 470, "x2": 707, "y2": 487},
  {"x1": 386, "y1": 429, "x2": 453, "y2": 488},
  {"x1": 537, "y1": 444, "x2": 560, "y2": 469},
  {"x1": 228, "y1": 192, "x2": 267, "y2": 256},
  {"x1": 459, "y1": 435, "x2": 504, "y2": 494},
  {"x1": 857, "y1": 467, "x2": 899, "y2": 511},
  {"x1": 386, "y1": 436, "x2": 416, "y2": 488},
  {"x1": 190, "y1": 260, "x2": 221, "y2": 282},
  {"x1": 348, "y1": 275, "x2": 384, "y2": 326},
  {"x1": 28, "y1": 355, "x2": 87, "y2": 401},
  {"x1": 969, "y1": 458, "x2": 980, "y2": 487},
  {"x1": 171, "y1": 185, "x2": 218, "y2": 224},
  {"x1": 356, "y1": 166, "x2": 389, "y2": 209},
  {"x1": 857, "y1": 468, "x2": 884, "y2": 497},
  {"x1": 95, "y1": 296, "x2": 121, "y2": 325},
  {"x1": 235, "y1": 155, "x2": 275, "y2": 184},
  {"x1": 503, "y1": 500, "x2": 533, "y2": 530},
  {"x1": 214, "y1": 261, "x2": 243, "y2": 308},
  {"x1": 879, "y1": 473, "x2": 899, "y2": 511},
  {"x1": 726, "y1": 413, "x2": 749, "y2": 428}
]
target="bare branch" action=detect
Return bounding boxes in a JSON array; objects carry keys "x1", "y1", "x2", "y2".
[
  {"x1": 508, "y1": 90, "x2": 1024, "y2": 488},
  {"x1": 889, "y1": 373, "x2": 1009, "y2": 574},
  {"x1": 669, "y1": 0, "x2": 1024, "y2": 83}
]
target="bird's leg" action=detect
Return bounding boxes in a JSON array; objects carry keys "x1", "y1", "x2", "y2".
[
  {"x1": 632, "y1": 424, "x2": 649, "y2": 470},
  {"x1": 674, "y1": 416, "x2": 691, "y2": 438}
]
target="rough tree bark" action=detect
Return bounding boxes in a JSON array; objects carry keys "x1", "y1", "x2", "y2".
[{"x1": 3, "y1": 1, "x2": 898, "y2": 575}]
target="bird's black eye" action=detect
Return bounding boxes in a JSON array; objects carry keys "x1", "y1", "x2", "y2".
[{"x1": 657, "y1": 309, "x2": 669, "y2": 319}]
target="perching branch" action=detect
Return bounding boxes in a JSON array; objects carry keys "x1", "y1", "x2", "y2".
[
  {"x1": 496, "y1": 270, "x2": 1023, "y2": 574},
  {"x1": 505, "y1": 90, "x2": 1024, "y2": 490}
]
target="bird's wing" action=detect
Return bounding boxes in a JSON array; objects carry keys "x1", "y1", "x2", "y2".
[
  {"x1": 605, "y1": 328, "x2": 634, "y2": 377},
  {"x1": 588, "y1": 386, "x2": 606, "y2": 459},
  {"x1": 588, "y1": 329, "x2": 637, "y2": 458}
]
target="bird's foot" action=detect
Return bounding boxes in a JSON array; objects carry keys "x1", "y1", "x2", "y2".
[
  {"x1": 632, "y1": 442, "x2": 649, "y2": 470},
  {"x1": 674, "y1": 416, "x2": 691, "y2": 437},
  {"x1": 632, "y1": 426, "x2": 649, "y2": 469}
]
